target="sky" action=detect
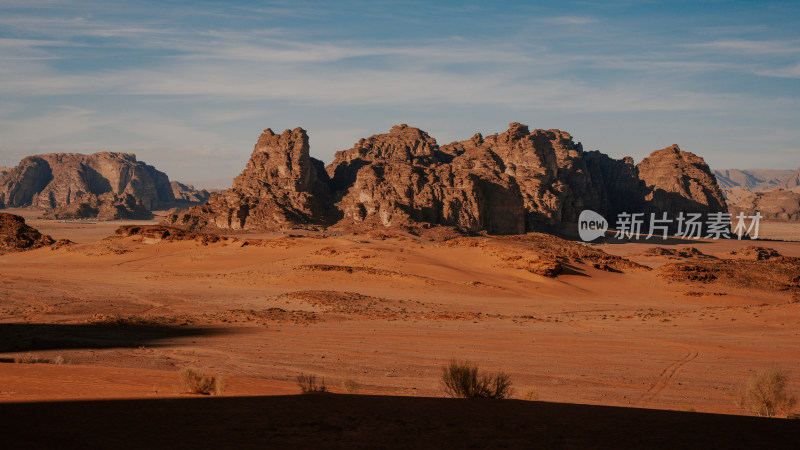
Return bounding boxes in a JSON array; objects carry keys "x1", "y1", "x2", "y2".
[{"x1": 0, "y1": 0, "x2": 798, "y2": 188}]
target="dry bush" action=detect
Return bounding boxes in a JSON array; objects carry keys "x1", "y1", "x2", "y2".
[
  {"x1": 343, "y1": 379, "x2": 360, "y2": 393},
  {"x1": 736, "y1": 367, "x2": 796, "y2": 417},
  {"x1": 179, "y1": 368, "x2": 225, "y2": 395},
  {"x1": 518, "y1": 386, "x2": 539, "y2": 401},
  {"x1": 13, "y1": 353, "x2": 40, "y2": 364},
  {"x1": 441, "y1": 360, "x2": 513, "y2": 399},
  {"x1": 297, "y1": 374, "x2": 327, "y2": 393}
]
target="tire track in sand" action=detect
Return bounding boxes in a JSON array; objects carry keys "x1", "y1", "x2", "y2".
[{"x1": 639, "y1": 348, "x2": 699, "y2": 405}]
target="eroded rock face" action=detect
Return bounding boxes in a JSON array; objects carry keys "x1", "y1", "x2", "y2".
[
  {"x1": 41, "y1": 192, "x2": 153, "y2": 220},
  {"x1": 164, "y1": 128, "x2": 334, "y2": 231},
  {"x1": 165, "y1": 123, "x2": 728, "y2": 234},
  {"x1": 0, "y1": 152, "x2": 174, "y2": 210},
  {"x1": 171, "y1": 181, "x2": 211, "y2": 204},
  {"x1": 0, "y1": 212, "x2": 55, "y2": 252},
  {"x1": 326, "y1": 124, "x2": 525, "y2": 234},
  {"x1": 637, "y1": 145, "x2": 727, "y2": 215},
  {"x1": 327, "y1": 123, "x2": 606, "y2": 233},
  {"x1": 728, "y1": 189, "x2": 800, "y2": 221}
]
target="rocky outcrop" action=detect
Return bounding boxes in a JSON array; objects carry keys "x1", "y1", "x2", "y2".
[
  {"x1": 0, "y1": 152, "x2": 174, "y2": 210},
  {"x1": 326, "y1": 123, "x2": 608, "y2": 233},
  {"x1": 164, "y1": 128, "x2": 334, "y2": 231},
  {"x1": 727, "y1": 189, "x2": 800, "y2": 221},
  {"x1": 0, "y1": 213, "x2": 55, "y2": 252},
  {"x1": 0, "y1": 167, "x2": 9, "y2": 179},
  {"x1": 171, "y1": 181, "x2": 211, "y2": 204},
  {"x1": 583, "y1": 152, "x2": 646, "y2": 219},
  {"x1": 637, "y1": 145, "x2": 727, "y2": 216},
  {"x1": 165, "y1": 123, "x2": 728, "y2": 235},
  {"x1": 0, "y1": 152, "x2": 211, "y2": 220},
  {"x1": 41, "y1": 192, "x2": 153, "y2": 220}
]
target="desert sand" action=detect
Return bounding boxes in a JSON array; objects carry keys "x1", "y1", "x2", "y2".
[{"x1": 1, "y1": 211, "x2": 799, "y2": 447}]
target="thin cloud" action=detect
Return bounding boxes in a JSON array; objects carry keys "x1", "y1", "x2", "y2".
[
  {"x1": 756, "y1": 62, "x2": 800, "y2": 78},
  {"x1": 685, "y1": 39, "x2": 800, "y2": 54},
  {"x1": 540, "y1": 16, "x2": 598, "y2": 25}
]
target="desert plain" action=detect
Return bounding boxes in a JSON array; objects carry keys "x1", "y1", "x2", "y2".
[{"x1": 0, "y1": 208, "x2": 798, "y2": 412}]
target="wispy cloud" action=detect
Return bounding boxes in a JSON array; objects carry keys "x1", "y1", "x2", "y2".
[
  {"x1": 756, "y1": 62, "x2": 800, "y2": 78},
  {"x1": 685, "y1": 39, "x2": 800, "y2": 54},
  {"x1": 541, "y1": 16, "x2": 598, "y2": 25},
  {"x1": 0, "y1": 0, "x2": 798, "y2": 178}
]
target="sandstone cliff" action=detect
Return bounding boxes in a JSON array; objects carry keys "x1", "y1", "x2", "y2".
[
  {"x1": 164, "y1": 123, "x2": 728, "y2": 234},
  {"x1": 0, "y1": 152, "x2": 173, "y2": 210},
  {"x1": 165, "y1": 128, "x2": 334, "y2": 230},
  {"x1": 41, "y1": 192, "x2": 154, "y2": 220},
  {"x1": 637, "y1": 145, "x2": 727, "y2": 216},
  {"x1": 727, "y1": 189, "x2": 800, "y2": 222},
  {"x1": 0, "y1": 152, "x2": 209, "y2": 219},
  {"x1": 171, "y1": 181, "x2": 211, "y2": 204}
]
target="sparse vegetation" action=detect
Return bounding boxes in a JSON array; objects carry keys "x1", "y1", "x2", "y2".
[
  {"x1": 736, "y1": 367, "x2": 796, "y2": 417},
  {"x1": 297, "y1": 374, "x2": 328, "y2": 393},
  {"x1": 343, "y1": 378, "x2": 360, "y2": 393},
  {"x1": 13, "y1": 353, "x2": 40, "y2": 364},
  {"x1": 441, "y1": 360, "x2": 513, "y2": 399},
  {"x1": 179, "y1": 368, "x2": 225, "y2": 395},
  {"x1": 518, "y1": 386, "x2": 539, "y2": 401}
]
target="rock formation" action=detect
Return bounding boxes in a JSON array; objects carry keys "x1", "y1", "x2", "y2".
[
  {"x1": 165, "y1": 123, "x2": 728, "y2": 235},
  {"x1": 0, "y1": 167, "x2": 9, "y2": 179},
  {"x1": 0, "y1": 212, "x2": 55, "y2": 252},
  {"x1": 636, "y1": 145, "x2": 727, "y2": 216},
  {"x1": 0, "y1": 152, "x2": 209, "y2": 219},
  {"x1": 165, "y1": 128, "x2": 334, "y2": 230},
  {"x1": 41, "y1": 193, "x2": 153, "y2": 220},
  {"x1": 0, "y1": 152, "x2": 173, "y2": 210},
  {"x1": 171, "y1": 181, "x2": 211, "y2": 204},
  {"x1": 727, "y1": 189, "x2": 800, "y2": 221}
]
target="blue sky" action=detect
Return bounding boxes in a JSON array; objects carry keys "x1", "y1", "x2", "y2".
[{"x1": 0, "y1": 0, "x2": 798, "y2": 187}]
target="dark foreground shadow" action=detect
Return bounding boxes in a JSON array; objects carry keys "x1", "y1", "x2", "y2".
[
  {"x1": 0, "y1": 394, "x2": 796, "y2": 449},
  {"x1": 0, "y1": 323, "x2": 229, "y2": 353}
]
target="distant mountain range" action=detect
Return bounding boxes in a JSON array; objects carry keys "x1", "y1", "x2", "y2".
[
  {"x1": 713, "y1": 168, "x2": 800, "y2": 192},
  {"x1": 715, "y1": 168, "x2": 800, "y2": 222}
]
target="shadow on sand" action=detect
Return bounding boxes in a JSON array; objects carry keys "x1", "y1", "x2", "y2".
[
  {"x1": 0, "y1": 323, "x2": 229, "y2": 354},
  {"x1": 0, "y1": 394, "x2": 796, "y2": 449}
]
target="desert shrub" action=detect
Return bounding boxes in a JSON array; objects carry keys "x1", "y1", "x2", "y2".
[
  {"x1": 343, "y1": 379, "x2": 360, "y2": 393},
  {"x1": 297, "y1": 374, "x2": 327, "y2": 393},
  {"x1": 737, "y1": 367, "x2": 796, "y2": 417},
  {"x1": 180, "y1": 368, "x2": 225, "y2": 395},
  {"x1": 441, "y1": 360, "x2": 513, "y2": 399},
  {"x1": 13, "y1": 353, "x2": 40, "y2": 364},
  {"x1": 518, "y1": 386, "x2": 539, "y2": 401}
]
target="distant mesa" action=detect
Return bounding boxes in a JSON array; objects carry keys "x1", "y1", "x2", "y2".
[
  {"x1": 0, "y1": 152, "x2": 209, "y2": 220},
  {"x1": 165, "y1": 123, "x2": 728, "y2": 234}
]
